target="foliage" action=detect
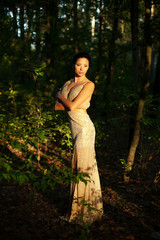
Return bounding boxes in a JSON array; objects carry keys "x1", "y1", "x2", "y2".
[
  {"x1": 70, "y1": 223, "x2": 91, "y2": 240},
  {"x1": 0, "y1": 151, "x2": 90, "y2": 192},
  {"x1": 0, "y1": 3, "x2": 160, "y2": 240},
  {"x1": 0, "y1": 76, "x2": 96, "y2": 192},
  {"x1": 0, "y1": 0, "x2": 160, "y2": 218},
  {"x1": 120, "y1": 159, "x2": 130, "y2": 171},
  {"x1": 154, "y1": 170, "x2": 160, "y2": 185}
]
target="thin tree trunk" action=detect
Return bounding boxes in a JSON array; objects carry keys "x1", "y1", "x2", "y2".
[
  {"x1": 91, "y1": 16, "x2": 95, "y2": 42},
  {"x1": 85, "y1": 0, "x2": 91, "y2": 44},
  {"x1": 152, "y1": 45, "x2": 160, "y2": 117},
  {"x1": 124, "y1": 0, "x2": 152, "y2": 183},
  {"x1": 20, "y1": 4, "x2": 24, "y2": 40},
  {"x1": 153, "y1": 47, "x2": 160, "y2": 96},
  {"x1": 44, "y1": 1, "x2": 51, "y2": 64},
  {"x1": 91, "y1": 0, "x2": 97, "y2": 45},
  {"x1": 50, "y1": 0, "x2": 58, "y2": 65},
  {"x1": 128, "y1": 0, "x2": 139, "y2": 148},
  {"x1": 130, "y1": 0, "x2": 139, "y2": 86},
  {"x1": 26, "y1": 2, "x2": 32, "y2": 54},
  {"x1": 73, "y1": 0, "x2": 78, "y2": 53},
  {"x1": 107, "y1": 0, "x2": 122, "y2": 84},
  {"x1": 98, "y1": 0, "x2": 103, "y2": 58},
  {"x1": 36, "y1": 3, "x2": 41, "y2": 58},
  {"x1": 11, "y1": 2, "x2": 18, "y2": 39},
  {"x1": 44, "y1": 0, "x2": 58, "y2": 65}
]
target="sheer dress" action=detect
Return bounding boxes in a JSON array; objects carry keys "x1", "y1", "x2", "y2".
[{"x1": 61, "y1": 81, "x2": 103, "y2": 223}]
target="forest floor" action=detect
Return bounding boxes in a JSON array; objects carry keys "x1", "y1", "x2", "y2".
[{"x1": 0, "y1": 131, "x2": 160, "y2": 240}]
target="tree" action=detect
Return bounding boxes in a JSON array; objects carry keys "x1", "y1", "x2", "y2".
[
  {"x1": 98, "y1": 0, "x2": 103, "y2": 58},
  {"x1": 130, "y1": 0, "x2": 139, "y2": 86},
  {"x1": 106, "y1": 0, "x2": 122, "y2": 84},
  {"x1": 73, "y1": 0, "x2": 78, "y2": 53},
  {"x1": 11, "y1": 1, "x2": 18, "y2": 39},
  {"x1": 152, "y1": 45, "x2": 160, "y2": 117},
  {"x1": 124, "y1": 0, "x2": 152, "y2": 183},
  {"x1": 128, "y1": 0, "x2": 139, "y2": 147},
  {"x1": 35, "y1": 2, "x2": 41, "y2": 58},
  {"x1": 20, "y1": 3, "x2": 24, "y2": 40}
]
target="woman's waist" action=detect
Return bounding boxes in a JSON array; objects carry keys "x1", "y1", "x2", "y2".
[{"x1": 67, "y1": 108, "x2": 87, "y2": 114}]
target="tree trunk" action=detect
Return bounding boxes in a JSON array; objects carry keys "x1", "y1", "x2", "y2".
[
  {"x1": 0, "y1": 1, "x2": 7, "y2": 17},
  {"x1": 50, "y1": 0, "x2": 58, "y2": 64},
  {"x1": 11, "y1": 2, "x2": 18, "y2": 39},
  {"x1": 20, "y1": 4, "x2": 24, "y2": 40},
  {"x1": 91, "y1": 16, "x2": 95, "y2": 42},
  {"x1": 124, "y1": 0, "x2": 152, "y2": 183},
  {"x1": 73, "y1": 0, "x2": 78, "y2": 53},
  {"x1": 85, "y1": 0, "x2": 91, "y2": 44},
  {"x1": 107, "y1": 0, "x2": 122, "y2": 84},
  {"x1": 91, "y1": 0, "x2": 97, "y2": 45},
  {"x1": 98, "y1": 0, "x2": 103, "y2": 58},
  {"x1": 128, "y1": 0, "x2": 139, "y2": 148},
  {"x1": 36, "y1": 3, "x2": 41, "y2": 58},
  {"x1": 130, "y1": 0, "x2": 139, "y2": 86},
  {"x1": 152, "y1": 45, "x2": 160, "y2": 117},
  {"x1": 44, "y1": 1, "x2": 51, "y2": 64},
  {"x1": 153, "y1": 47, "x2": 160, "y2": 96},
  {"x1": 44, "y1": 0, "x2": 58, "y2": 65},
  {"x1": 26, "y1": 2, "x2": 32, "y2": 54}
]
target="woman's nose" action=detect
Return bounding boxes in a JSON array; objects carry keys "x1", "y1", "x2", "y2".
[{"x1": 80, "y1": 66, "x2": 84, "y2": 71}]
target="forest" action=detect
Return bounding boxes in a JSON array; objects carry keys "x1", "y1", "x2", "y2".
[{"x1": 0, "y1": 0, "x2": 160, "y2": 239}]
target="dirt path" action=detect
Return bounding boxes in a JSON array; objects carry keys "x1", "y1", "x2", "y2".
[{"x1": 0, "y1": 147, "x2": 160, "y2": 240}]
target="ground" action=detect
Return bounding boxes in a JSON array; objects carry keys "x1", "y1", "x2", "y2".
[{"x1": 0, "y1": 131, "x2": 160, "y2": 240}]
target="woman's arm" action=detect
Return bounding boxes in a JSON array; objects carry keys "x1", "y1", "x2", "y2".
[
  {"x1": 54, "y1": 100, "x2": 65, "y2": 110},
  {"x1": 57, "y1": 82, "x2": 95, "y2": 111},
  {"x1": 54, "y1": 80, "x2": 71, "y2": 111}
]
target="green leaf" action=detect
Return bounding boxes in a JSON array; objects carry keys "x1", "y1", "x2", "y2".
[
  {"x1": 48, "y1": 115, "x2": 53, "y2": 120},
  {"x1": 16, "y1": 143, "x2": 23, "y2": 150},
  {"x1": 34, "y1": 141, "x2": 38, "y2": 148},
  {"x1": 63, "y1": 171, "x2": 68, "y2": 177},
  {"x1": 2, "y1": 173, "x2": 10, "y2": 181},
  {"x1": 18, "y1": 174, "x2": 29, "y2": 185},
  {"x1": 39, "y1": 132, "x2": 45, "y2": 141}
]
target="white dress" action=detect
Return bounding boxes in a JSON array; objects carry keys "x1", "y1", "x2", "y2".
[{"x1": 61, "y1": 81, "x2": 103, "y2": 224}]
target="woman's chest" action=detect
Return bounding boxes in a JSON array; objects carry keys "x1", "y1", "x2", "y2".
[{"x1": 62, "y1": 83, "x2": 84, "y2": 99}]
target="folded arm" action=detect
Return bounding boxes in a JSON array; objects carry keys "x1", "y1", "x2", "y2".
[
  {"x1": 54, "y1": 80, "x2": 70, "y2": 111},
  {"x1": 57, "y1": 82, "x2": 95, "y2": 111},
  {"x1": 54, "y1": 100, "x2": 65, "y2": 110}
]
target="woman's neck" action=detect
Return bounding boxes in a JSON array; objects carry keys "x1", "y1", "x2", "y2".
[{"x1": 74, "y1": 76, "x2": 86, "y2": 83}]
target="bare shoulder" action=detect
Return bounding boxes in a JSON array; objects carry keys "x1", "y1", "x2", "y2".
[
  {"x1": 63, "y1": 80, "x2": 71, "y2": 87},
  {"x1": 84, "y1": 80, "x2": 95, "y2": 89},
  {"x1": 61, "y1": 80, "x2": 71, "y2": 90},
  {"x1": 83, "y1": 80, "x2": 95, "y2": 96}
]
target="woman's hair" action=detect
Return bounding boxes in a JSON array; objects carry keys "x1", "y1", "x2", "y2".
[{"x1": 72, "y1": 52, "x2": 91, "y2": 66}]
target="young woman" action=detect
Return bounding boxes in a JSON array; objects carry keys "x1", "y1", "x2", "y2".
[{"x1": 55, "y1": 52, "x2": 103, "y2": 224}]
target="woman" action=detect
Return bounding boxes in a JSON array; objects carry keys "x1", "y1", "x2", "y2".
[{"x1": 55, "y1": 52, "x2": 103, "y2": 224}]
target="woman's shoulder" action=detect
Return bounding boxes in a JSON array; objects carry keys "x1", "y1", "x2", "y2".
[
  {"x1": 84, "y1": 79, "x2": 95, "y2": 87},
  {"x1": 62, "y1": 80, "x2": 72, "y2": 88},
  {"x1": 64, "y1": 79, "x2": 72, "y2": 85}
]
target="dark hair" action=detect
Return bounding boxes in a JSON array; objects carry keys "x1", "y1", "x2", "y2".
[{"x1": 72, "y1": 52, "x2": 91, "y2": 66}]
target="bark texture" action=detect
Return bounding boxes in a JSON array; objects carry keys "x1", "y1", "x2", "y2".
[{"x1": 124, "y1": 0, "x2": 152, "y2": 183}]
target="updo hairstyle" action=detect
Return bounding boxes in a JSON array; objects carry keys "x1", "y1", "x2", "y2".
[{"x1": 72, "y1": 52, "x2": 91, "y2": 67}]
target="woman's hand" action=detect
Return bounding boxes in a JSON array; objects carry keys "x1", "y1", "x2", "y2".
[
  {"x1": 56, "y1": 88, "x2": 61, "y2": 98},
  {"x1": 55, "y1": 88, "x2": 66, "y2": 111}
]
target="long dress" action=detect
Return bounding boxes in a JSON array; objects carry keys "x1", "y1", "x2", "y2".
[{"x1": 61, "y1": 80, "x2": 103, "y2": 224}]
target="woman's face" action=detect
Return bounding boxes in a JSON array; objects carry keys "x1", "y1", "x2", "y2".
[{"x1": 74, "y1": 58, "x2": 89, "y2": 77}]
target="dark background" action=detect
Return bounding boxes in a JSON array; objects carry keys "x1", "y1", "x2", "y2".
[{"x1": 0, "y1": 0, "x2": 160, "y2": 239}]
